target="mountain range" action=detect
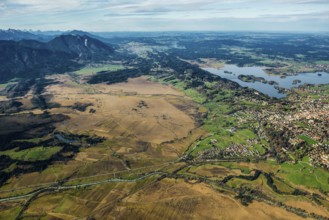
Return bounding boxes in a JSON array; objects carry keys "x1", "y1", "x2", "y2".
[
  {"x1": 0, "y1": 29, "x2": 48, "y2": 41},
  {"x1": 0, "y1": 34, "x2": 114, "y2": 82}
]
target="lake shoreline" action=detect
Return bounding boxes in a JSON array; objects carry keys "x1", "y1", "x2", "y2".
[{"x1": 203, "y1": 64, "x2": 329, "y2": 98}]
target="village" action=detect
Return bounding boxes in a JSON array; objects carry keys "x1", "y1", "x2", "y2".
[{"x1": 252, "y1": 85, "x2": 329, "y2": 168}]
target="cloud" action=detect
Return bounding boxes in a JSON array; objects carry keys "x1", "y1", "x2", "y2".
[
  {"x1": 103, "y1": 0, "x2": 252, "y2": 19},
  {"x1": 0, "y1": 0, "x2": 328, "y2": 32},
  {"x1": 294, "y1": 0, "x2": 329, "y2": 4},
  {"x1": 0, "y1": 2, "x2": 5, "y2": 10},
  {"x1": 4, "y1": 0, "x2": 85, "y2": 11},
  {"x1": 259, "y1": 11, "x2": 329, "y2": 22}
]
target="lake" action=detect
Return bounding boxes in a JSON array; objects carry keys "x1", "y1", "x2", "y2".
[{"x1": 204, "y1": 65, "x2": 329, "y2": 98}]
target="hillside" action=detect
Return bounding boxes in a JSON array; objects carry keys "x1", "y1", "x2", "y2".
[
  {"x1": 47, "y1": 34, "x2": 113, "y2": 59},
  {"x1": 0, "y1": 35, "x2": 114, "y2": 82}
]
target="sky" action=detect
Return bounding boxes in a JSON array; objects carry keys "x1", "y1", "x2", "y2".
[{"x1": 0, "y1": 0, "x2": 328, "y2": 32}]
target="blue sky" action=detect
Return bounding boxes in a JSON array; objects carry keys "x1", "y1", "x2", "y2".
[{"x1": 0, "y1": 0, "x2": 328, "y2": 32}]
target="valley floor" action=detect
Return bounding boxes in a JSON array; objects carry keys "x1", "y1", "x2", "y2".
[{"x1": 0, "y1": 71, "x2": 329, "y2": 220}]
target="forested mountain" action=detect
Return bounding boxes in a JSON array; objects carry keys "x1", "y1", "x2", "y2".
[{"x1": 0, "y1": 34, "x2": 114, "y2": 82}]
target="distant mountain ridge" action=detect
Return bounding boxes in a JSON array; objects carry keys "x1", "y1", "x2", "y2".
[
  {"x1": 0, "y1": 34, "x2": 114, "y2": 82},
  {"x1": 0, "y1": 29, "x2": 48, "y2": 41},
  {"x1": 0, "y1": 29, "x2": 110, "y2": 42}
]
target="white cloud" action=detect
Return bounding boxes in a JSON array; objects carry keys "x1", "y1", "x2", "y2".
[
  {"x1": 0, "y1": 0, "x2": 328, "y2": 32},
  {"x1": 7, "y1": 0, "x2": 84, "y2": 10}
]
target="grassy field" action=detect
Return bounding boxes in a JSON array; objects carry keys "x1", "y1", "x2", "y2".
[
  {"x1": 222, "y1": 159, "x2": 329, "y2": 193},
  {"x1": 272, "y1": 178, "x2": 295, "y2": 193},
  {"x1": 183, "y1": 164, "x2": 246, "y2": 178},
  {"x1": 278, "y1": 162, "x2": 329, "y2": 192},
  {"x1": 74, "y1": 64, "x2": 125, "y2": 75},
  {"x1": 298, "y1": 135, "x2": 317, "y2": 145},
  {"x1": 16, "y1": 178, "x2": 306, "y2": 220},
  {"x1": 0, "y1": 146, "x2": 62, "y2": 162},
  {"x1": 14, "y1": 138, "x2": 47, "y2": 144},
  {"x1": 0, "y1": 82, "x2": 16, "y2": 91},
  {"x1": 185, "y1": 58, "x2": 225, "y2": 69},
  {"x1": 158, "y1": 77, "x2": 207, "y2": 103},
  {"x1": 0, "y1": 75, "x2": 201, "y2": 193},
  {"x1": 0, "y1": 204, "x2": 22, "y2": 220},
  {"x1": 215, "y1": 161, "x2": 251, "y2": 174},
  {"x1": 45, "y1": 75, "x2": 197, "y2": 144}
]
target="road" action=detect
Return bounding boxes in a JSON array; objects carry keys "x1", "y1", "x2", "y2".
[
  {"x1": 0, "y1": 158, "x2": 245, "y2": 203},
  {"x1": 0, "y1": 161, "x2": 173, "y2": 194},
  {"x1": 0, "y1": 172, "x2": 165, "y2": 202}
]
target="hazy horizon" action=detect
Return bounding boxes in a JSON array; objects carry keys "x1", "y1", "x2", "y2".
[{"x1": 0, "y1": 0, "x2": 328, "y2": 32}]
